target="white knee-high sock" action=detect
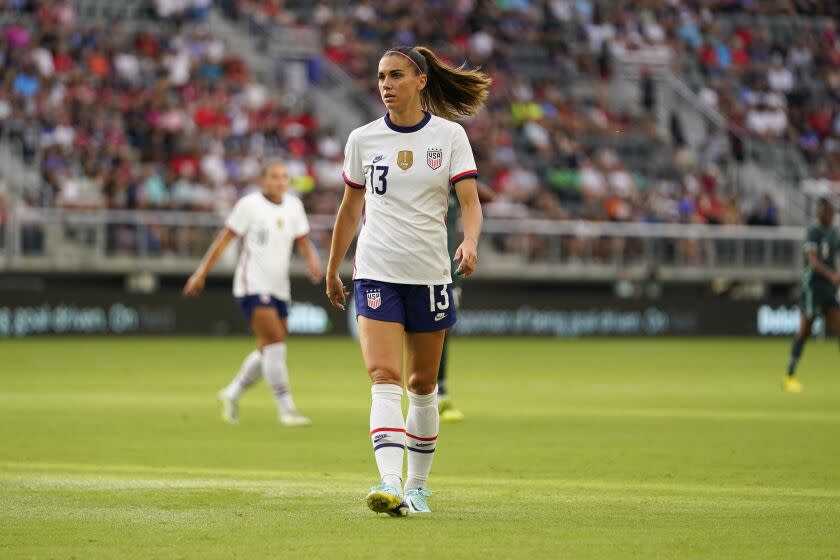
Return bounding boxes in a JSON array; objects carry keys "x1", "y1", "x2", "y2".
[
  {"x1": 222, "y1": 350, "x2": 262, "y2": 400},
  {"x1": 370, "y1": 384, "x2": 405, "y2": 491},
  {"x1": 262, "y1": 343, "x2": 297, "y2": 415},
  {"x1": 405, "y1": 388, "x2": 439, "y2": 491}
]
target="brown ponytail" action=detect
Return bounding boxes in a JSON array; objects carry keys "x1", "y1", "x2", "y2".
[{"x1": 385, "y1": 46, "x2": 492, "y2": 121}]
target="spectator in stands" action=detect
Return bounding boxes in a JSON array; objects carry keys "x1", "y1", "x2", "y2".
[
  {"x1": 748, "y1": 194, "x2": 781, "y2": 226},
  {"x1": 767, "y1": 54, "x2": 795, "y2": 93}
]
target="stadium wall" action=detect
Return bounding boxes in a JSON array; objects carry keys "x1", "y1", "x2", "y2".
[{"x1": 0, "y1": 273, "x2": 810, "y2": 338}]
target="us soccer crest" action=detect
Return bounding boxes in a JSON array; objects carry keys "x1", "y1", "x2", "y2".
[
  {"x1": 427, "y1": 148, "x2": 442, "y2": 170},
  {"x1": 366, "y1": 290, "x2": 382, "y2": 310},
  {"x1": 397, "y1": 150, "x2": 413, "y2": 170}
]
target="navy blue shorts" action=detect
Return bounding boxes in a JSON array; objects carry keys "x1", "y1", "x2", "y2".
[
  {"x1": 354, "y1": 279, "x2": 457, "y2": 333},
  {"x1": 236, "y1": 294, "x2": 289, "y2": 321}
]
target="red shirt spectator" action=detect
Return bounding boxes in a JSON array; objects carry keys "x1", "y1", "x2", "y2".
[
  {"x1": 193, "y1": 106, "x2": 228, "y2": 129},
  {"x1": 697, "y1": 193, "x2": 724, "y2": 224},
  {"x1": 53, "y1": 49, "x2": 73, "y2": 73},
  {"x1": 733, "y1": 27, "x2": 753, "y2": 48},
  {"x1": 223, "y1": 56, "x2": 249, "y2": 82},
  {"x1": 810, "y1": 109, "x2": 833, "y2": 137},
  {"x1": 170, "y1": 153, "x2": 200, "y2": 176},
  {"x1": 699, "y1": 43, "x2": 718, "y2": 70},
  {"x1": 135, "y1": 32, "x2": 159, "y2": 58},
  {"x1": 731, "y1": 37, "x2": 751, "y2": 68}
]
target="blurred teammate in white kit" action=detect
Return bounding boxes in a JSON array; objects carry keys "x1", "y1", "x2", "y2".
[{"x1": 184, "y1": 160, "x2": 322, "y2": 426}]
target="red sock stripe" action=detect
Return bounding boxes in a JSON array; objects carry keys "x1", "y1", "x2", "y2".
[
  {"x1": 370, "y1": 427, "x2": 406, "y2": 435},
  {"x1": 406, "y1": 433, "x2": 438, "y2": 442}
]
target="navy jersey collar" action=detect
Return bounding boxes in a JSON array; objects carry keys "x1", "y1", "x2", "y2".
[{"x1": 384, "y1": 111, "x2": 431, "y2": 133}]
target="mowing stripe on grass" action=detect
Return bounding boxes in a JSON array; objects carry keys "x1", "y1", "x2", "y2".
[
  {"x1": 3, "y1": 461, "x2": 839, "y2": 500},
  {"x1": 2, "y1": 392, "x2": 839, "y2": 424}
]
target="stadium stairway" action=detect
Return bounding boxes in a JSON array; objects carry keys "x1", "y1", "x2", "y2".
[
  {"x1": 609, "y1": 55, "x2": 807, "y2": 225},
  {"x1": 211, "y1": 7, "x2": 373, "y2": 140}
]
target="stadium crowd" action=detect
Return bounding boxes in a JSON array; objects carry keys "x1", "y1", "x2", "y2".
[
  {"x1": 7, "y1": 0, "x2": 840, "y2": 243},
  {"x1": 220, "y1": 0, "x2": 835, "y2": 226},
  {"x1": 0, "y1": 0, "x2": 335, "y2": 222},
  {"x1": 680, "y1": 4, "x2": 840, "y2": 189}
]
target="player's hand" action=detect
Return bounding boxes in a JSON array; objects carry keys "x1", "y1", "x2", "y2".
[
  {"x1": 832, "y1": 273, "x2": 840, "y2": 287},
  {"x1": 454, "y1": 239, "x2": 478, "y2": 278},
  {"x1": 307, "y1": 255, "x2": 324, "y2": 284},
  {"x1": 183, "y1": 272, "x2": 205, "y2": 296},
  {"x1": 326, "y1": 273, "x2": 349, "y2": 310}
]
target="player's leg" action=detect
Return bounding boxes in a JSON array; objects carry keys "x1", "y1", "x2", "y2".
[
  {"x1": 251, "y1": 304, "x2": 309, "y2": 425},
  {"x1": 358, "y1": 315, "x2": 408, "y2": 516},
  {"x1": 217, "y1": 349, "x2": 261, "y2": 424},
  {"x1": 217, "y1": 296, "x2": 267, "y2": 424},
  {"x1": 403, "y1": 328, "x2": 446, "y2": 513},
  {"x1": 784, "y1": 312, "x2": 813, "y2": 393}
]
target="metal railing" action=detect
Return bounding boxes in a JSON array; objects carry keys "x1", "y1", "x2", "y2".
[{"x1": 1, "y1": 209, "x2": 806, "y2": 282}]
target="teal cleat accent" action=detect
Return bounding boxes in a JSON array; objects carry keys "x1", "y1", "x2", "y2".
[
  {"x1": 365, "y1": 483, "x2": 408, "y2": 517},
  {"x1": 405, "y1": 488, "x2": 432, "y2": 513}
]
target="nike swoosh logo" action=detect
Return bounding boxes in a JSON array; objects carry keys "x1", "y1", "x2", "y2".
[
  {"x1": 434, "y1": 314, "x2": 447, "y2": 321},
  {"x1": 372, "y1": 155, "x2": 385, "y2": 164}
]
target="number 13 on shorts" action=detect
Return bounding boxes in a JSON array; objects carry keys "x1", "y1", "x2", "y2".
[{"x1": 428, "y1": 285, "x2": 450, "y2": 312}]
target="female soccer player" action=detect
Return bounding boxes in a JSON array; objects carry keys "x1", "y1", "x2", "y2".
[
  {"x1": 184, "y1": 160, "x2": 322, "y2": 426},
  {"x1": 326, "y1": 46, "x2": 489, "y2": 515}
]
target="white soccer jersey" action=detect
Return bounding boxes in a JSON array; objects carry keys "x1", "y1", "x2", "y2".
[
  {"x1": 225, "y1": 191, "x2": 310, "y2": 301},
  {"x1": 342, "y1": 112, "x2": 478, "y2": 285}
]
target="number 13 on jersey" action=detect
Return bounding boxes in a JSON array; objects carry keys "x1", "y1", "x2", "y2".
[{"x1": 368, "y1": 165, "x2": 388, "y2": 195}]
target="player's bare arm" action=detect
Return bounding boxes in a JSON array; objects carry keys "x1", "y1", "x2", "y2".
[
  {"x1": 326, "y1": 186, "x2": 366, "y2": 310},
  {"x1": 295, "y1": 235, "x2": 323, "y2": 284},
  {"x1": 453, "y1": 177, "x2": 482, "y2": 278},
  {"x1": 184, "y1": 228, "x2": 237, "y2": 296}
]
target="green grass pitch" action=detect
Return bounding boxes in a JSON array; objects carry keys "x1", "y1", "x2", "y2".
[{"x1": 2, "y1": 337, "x2": 840, "y2": 559}]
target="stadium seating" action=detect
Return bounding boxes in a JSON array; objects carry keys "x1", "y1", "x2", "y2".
[{"x1": 2, "y1": 0, "x2": 838, "y2": 272}]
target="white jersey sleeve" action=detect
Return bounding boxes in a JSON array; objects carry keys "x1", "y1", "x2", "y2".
[
  {"x1": 449, "y1": 124, "x2": 478, "y2": 185},
  {"x1": 342, "y1": 130, "x2": 366, "y2": 190},
  {"x1": 225, "y1": 195, "x2": 255, "y2": 236}
]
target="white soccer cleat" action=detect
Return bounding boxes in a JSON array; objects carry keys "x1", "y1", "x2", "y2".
[
  {"x1": 217, "y1": 390, "x2": 239, "y2": 425},
  {"x1": 279, "y1": 411, "x2": 312, "y2": 427},
  {"x1": 405, "y1": 488, "x2": 432, "y2": 513}
]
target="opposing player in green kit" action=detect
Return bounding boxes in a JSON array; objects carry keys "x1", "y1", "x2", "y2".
[{"x1": 784, "y1": 197, "x2": 840, "y2": 393}]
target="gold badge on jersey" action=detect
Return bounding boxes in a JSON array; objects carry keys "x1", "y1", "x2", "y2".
[
  {"x1": 397, "y1": 150, "x2": 413, "y2": 170},
  {"x1": 276, "y1": 218, "x2": 284, "y2": 229}
]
